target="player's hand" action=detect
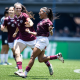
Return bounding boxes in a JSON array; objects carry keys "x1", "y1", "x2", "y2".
[
  {"x1": 25, "y1": 28, "x2": 30, "y2": 33},
  {"x1": 13, "y1": 33, "x2": 17, "y2": 38},
  {"x1": 25, "y1": 22, "x2": 30, "y2": 27},
  {"x1": 1, "y1": 25, "x2": 4, "y2": 31},
  {"x1": 49, "y1": 27, "x2": 54, "y2": 31}
]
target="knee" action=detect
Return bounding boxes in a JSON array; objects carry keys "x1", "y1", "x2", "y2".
[
  {"x1": 38, "y1": 58, "x2": 43, "y2": 63},
  {"x1": 15, "y1": 51, "x2": 20, "y2": 57}
]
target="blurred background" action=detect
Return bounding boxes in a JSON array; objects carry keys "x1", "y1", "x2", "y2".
[{"x1": 0, "y1": 0, "x2": 80, "y2": 59}]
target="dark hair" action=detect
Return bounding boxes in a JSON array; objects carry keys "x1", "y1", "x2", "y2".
[
  {"x1": 47, "y1": 8, "x2": 54, "y2": 22},
  {"x1": 14, "y1": 2, "x2": 35, "y2": 19},
  {"x1": 4, "y1": 7, "x2": 9, "y2": 15},
  {"x1": 41, "y1": 7, "x2": 58, "y2": 22}
]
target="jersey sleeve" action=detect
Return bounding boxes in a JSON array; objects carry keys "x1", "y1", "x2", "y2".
[
  {"x1": 23, "y1": 13, "x2": 29, "y2": 18},
  {"x1": 3, "y1": 19, "x2": 7, "y2": 27},
  {"x1": 22, "y1": 13, "x2": 29, "y2": 22},
  {"x1": 46, "y1": 21, "x2": 53, "y2": 27},
  {"x1": 44, "y1": 21, "x2": 53, "y2": 28}
]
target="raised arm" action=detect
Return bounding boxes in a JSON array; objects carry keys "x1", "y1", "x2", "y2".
[
  {"x1": 48, "y1": 26, "x2": 54, "y2": 36},
  {"x1": 25, "y1": 18, "x2": 34, "y2": 27}
]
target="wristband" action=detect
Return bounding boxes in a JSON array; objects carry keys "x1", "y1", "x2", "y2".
[
  {"x1": 14, "y1": 32, "x2": 17, "y2": 34},
  {"x1": 28, "y1": 30, "x2": 31, "y2": 33}
]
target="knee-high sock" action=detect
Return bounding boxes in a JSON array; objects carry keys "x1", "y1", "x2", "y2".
[
  {"x1": 44, "y1": 61, "x2": 50, "y2": 67},
  {"x1": 25, "y1": 66, "x2": 31, "y2": 72},
  {"x1": 5, "y1": 54, "x2": 8, "y2": 63},
  {"x1": 50, "y1": 55, "x2": 57, "y2": 60},
  {"x1": 17, "y1": 61, "x2": 22, "y2": 70},
  {"x1": 1, "y1": 54, "x2": 5, "y2": 63}
]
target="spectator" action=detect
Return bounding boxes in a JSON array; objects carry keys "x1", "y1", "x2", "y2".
[{"x1": 74, "y1": 27, "x2": 80, "y2": 37}]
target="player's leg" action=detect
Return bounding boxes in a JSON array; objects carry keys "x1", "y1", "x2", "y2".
[
  {"x1": 4, "y1": 45, "x2": 12, "y2": 65},
  {"x1": 0, "y1": 45, "x2": 7, "y2": 65},
  {"x1": 38, "y1": 52, "x2": 53, "y2": 75},
  {"x1": 14, "y1": 41, "x2": 26, "y2": 75},
  {"x1": 37, "y1": 52, "x2": 64, "y2": 63},
  {"x1": 17, "y1": 47, "x2": 42, "y2": 78}
]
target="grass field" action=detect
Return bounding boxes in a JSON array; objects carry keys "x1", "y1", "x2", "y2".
[{"x1": 0, "y1": 59, "x2": 80, "y2": 80}]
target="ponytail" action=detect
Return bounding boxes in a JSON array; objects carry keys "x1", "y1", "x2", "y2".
[
  {"x1": 47, "y1": 8, "x2": 54, "y2": 22},
  {"x1": 4, "y1": 7, "x2": 9, "y2": 15},
  {"x1": 22, "y1": 5, "x2": 35, "y2": 19}
]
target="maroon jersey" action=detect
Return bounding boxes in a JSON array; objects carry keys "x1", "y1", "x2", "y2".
[
  {"x1": 14, "y1": 13, "x2": 36, "y2": 41},
  {"x1": 3, "y1": 16, "x2": 18, "y2": 42},
  {"x1": 37, "y1": 18, "x2": 53, "y2": 37}
]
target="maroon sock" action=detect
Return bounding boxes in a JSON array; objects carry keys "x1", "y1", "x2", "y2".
[
  {"x1": 17, "y1": 61, "x2": 22, "y2": 70},
  {"x1": 50, "y1": 55, "x2": 57, "y2": 60},
  {"x1": 44, "y1": 61, "x2": 50, "y2": 67},
  {"x1": 25, "y1": 66, "x2": 31, "y2": 72}
]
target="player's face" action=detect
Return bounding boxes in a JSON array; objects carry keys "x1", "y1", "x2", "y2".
[
  {"x1": 8, "y1": 7, "x2": 14, "y2": 16},
  {"x1": 39, "y1": 9, "x2": 45, "y2": 19},
  {"x1": 15, "y1": 5, "x2": 22, "y2": 16}
]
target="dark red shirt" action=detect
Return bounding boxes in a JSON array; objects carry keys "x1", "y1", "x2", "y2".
[
  {"x1": 14, "y1": 13, "x2": 36, "y2": 41},
  {"x1": 37, "y1": 18, "x2": 53, "y2": 37},
  {"x1": 3, "y1": 16, "x2": 19, "y2": 42}
]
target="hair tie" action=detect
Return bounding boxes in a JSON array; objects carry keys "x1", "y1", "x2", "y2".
[{"x1": 42, "y1": 10, "x2": 48, "y2": 15}]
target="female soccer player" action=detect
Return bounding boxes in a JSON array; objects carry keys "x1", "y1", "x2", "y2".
[
  {"x1": 17, "y1": 7, "x2": 64, "y2": 78},
  {"x1": 13, "y1": 2, "x2": 36, "y2": 73},
  {"x1": 13, "y1": 2, "x2": 53, "y2": 75},
  {"x1": 0, "y1": 7, "x2": 11, "y2": 65},
  {"x1": 1, "y1": 6, "x2": 20, "y2": 66}
]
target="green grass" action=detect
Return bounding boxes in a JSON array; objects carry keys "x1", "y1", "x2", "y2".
[{"x1": 0, "y1": 59, "x2": 80, "y2": 80}]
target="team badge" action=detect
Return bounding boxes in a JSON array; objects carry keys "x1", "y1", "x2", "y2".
[
  {"x1": 20, "y1": 20, "x2": 23, "y2": 23},
  {"x1": 11, "y1": 24, "x2": 15, "y2": 27},
  {"x1": 7, "y1": 22, "x2": 10, "y2": 25},
  {"x1": 17, "y1": 19, "x2": 19, "y2": 21},
  {"x1": 18, "y1": 23, "x2": 20, "y2": 26}
]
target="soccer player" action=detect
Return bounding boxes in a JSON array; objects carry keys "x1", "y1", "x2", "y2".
[
  {"x1": 17, "y1": 7, "x2": 64, "y2": 78},
  {"x1": 0, "y1": 7, "x2": 11, "y2": 65},
  {"x1": 13, "y1": 2, "x2": 53, "y2": 75},
  {"x1": 13, "y1": 2, "x2": 36, "y2": 73},
  {"x1": 1, "y1": 6, "x2": 20, "y2": 65}
]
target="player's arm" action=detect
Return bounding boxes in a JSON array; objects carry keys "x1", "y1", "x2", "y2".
[
  {"x1": 25, "y1": 18, "x2": 34, "y2": 27},
  {"x1": 1, "y1": 25, "x2": 8, "y2": 32},
  {"x1": 25, "y1": 28, "x2": 37, "y2": 36},
  {"x1": 1, "y1": 18, "x2": 8, "y2": 32},
  {"x1": 48, "y1": 26, "x2": 54, "y2": 36},
  {"x1": 13, "y1": 27, "x2": 19, "y2": 37}
]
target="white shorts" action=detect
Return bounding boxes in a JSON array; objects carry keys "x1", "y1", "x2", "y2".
[
  {"x1": 35, "y1": 36, "x2": 49, "y2": 51},
  {"x1": 15, "y1": 39, "x2": 36, "y2": 49},
  {"x1": 8, "y1": 40, "x2": 18, "y2": 48}
]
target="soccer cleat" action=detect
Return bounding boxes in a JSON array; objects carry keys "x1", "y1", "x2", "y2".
[
  {"x1": 57, "y1": 53, "x2": 64, "y2": 63},
  {"x1": 48, "y1": 64, "x2": 53, "y2": 75},
  {"x1": 17, "y1": 71, "x2": 27, "y2": 78},
  {"x1": 5, "y1": 62, "x2": 12, "y2": 65},
  {"x1": 15, "y1": 66, "x2": 18, "y2": 68},
  {"x1": 14, "y1": 69, "x2": 23, "y2": 75},
  {"x1": 0, "y1": 62, "x2": 7, "y2": 65}
]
